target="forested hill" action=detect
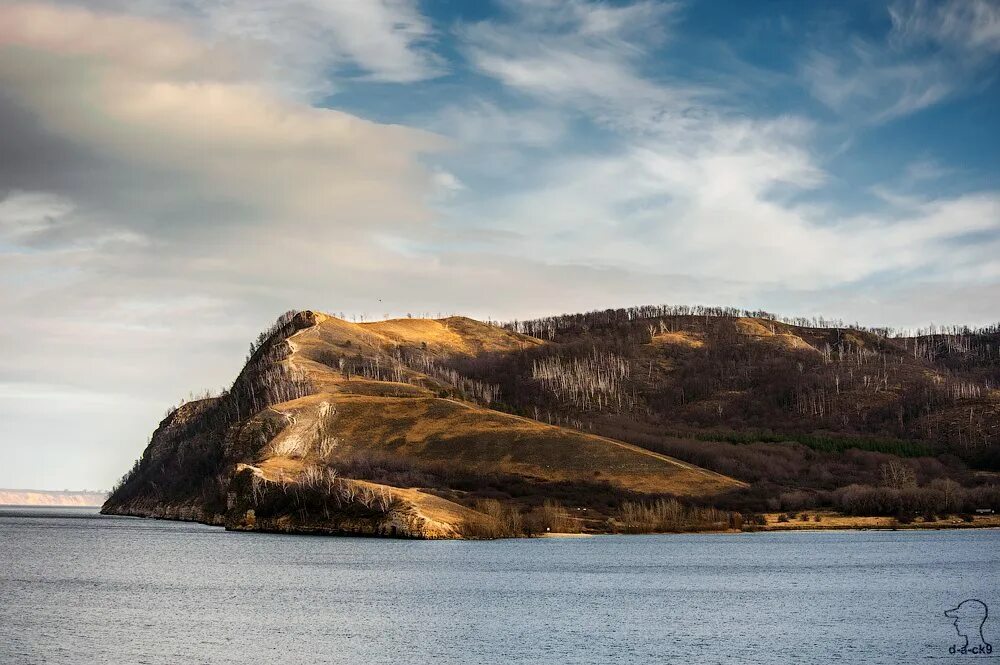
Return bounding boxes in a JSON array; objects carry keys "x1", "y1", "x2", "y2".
[
  {"x1": 103, "y1": 306, "x2": 1000, "y2": 539},
  {"x1": 495, "y1": 305, "x2": 999, "y2": 469}
]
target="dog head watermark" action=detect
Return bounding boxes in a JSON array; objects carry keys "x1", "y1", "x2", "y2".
[{"x1": 946, "y1": 599, "x2": 993, "y2": 656}]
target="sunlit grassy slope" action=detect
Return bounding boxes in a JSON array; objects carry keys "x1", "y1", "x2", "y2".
[{"x1": 285, "y1": 314, "x2": 738, "y2": 491}]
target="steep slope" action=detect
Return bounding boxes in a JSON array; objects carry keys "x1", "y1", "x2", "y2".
[{"x1": 104, "y1": 310, "x2": 742, "y2": 538}]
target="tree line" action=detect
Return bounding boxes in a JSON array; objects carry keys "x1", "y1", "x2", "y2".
[{"x1": 502, "y1": 303, "x2": 999, "y2": 343}]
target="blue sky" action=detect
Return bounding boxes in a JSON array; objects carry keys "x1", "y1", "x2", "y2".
[
  {"x1": 327, "y1": 1, "x2": 999, "y2": 199},
  {"x1": 0, "y1": 0, "x2": 998, "y2": 490}
]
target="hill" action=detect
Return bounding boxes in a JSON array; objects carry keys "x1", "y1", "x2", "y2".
[
  {"x1": 104, "y1": 306, "x2": 1000, "y2": 537},
  {"x1": 103, "y1": 310, "x2": 742, "y2": 538}
]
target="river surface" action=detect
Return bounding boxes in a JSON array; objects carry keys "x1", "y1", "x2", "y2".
[{"x1": 1, "y1": 507, "x2": 997, "y2": 664}]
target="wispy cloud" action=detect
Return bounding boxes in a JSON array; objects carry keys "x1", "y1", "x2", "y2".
[
  {"x1": 443, "y1": 137, "x2": 998, "y2": 286},
  {"x1": 447, "y1": 0, "x2": 1000, "y2": 292},
  {"x1": 889, "y1": 0, "x2": 1000, "y2": 54},
  {"x1": 803, "y1": 0, "x2": 1000, "y2": 122},
  {"x1": 425, "y1": 100, "x2": 566, "y2": 148},
  {"x1": 52, "y1": 0, "x2": 444, "y2": 94},
  {"x1": 193, "y1": 0, "x2": 445, "y2": 89},
  {"x1": 461, "y1": 0, "x2": 692, "y2": 132}
]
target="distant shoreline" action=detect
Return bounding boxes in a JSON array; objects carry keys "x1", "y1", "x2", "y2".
[
  {"x1": 0, "y1": 489, "x2": 107, "y2": 508},
  {"x1": 1, "y1": 504, "x2": 101, "y2": 508}
]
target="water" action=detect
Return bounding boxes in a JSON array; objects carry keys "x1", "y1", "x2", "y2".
[{"x1": 1, "y1": 507, "x2": 997, "y2": 664}]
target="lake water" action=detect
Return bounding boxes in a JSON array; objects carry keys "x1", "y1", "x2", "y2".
[{"x1": 1, "y1": 507, "x2": 997, "y2": 664}]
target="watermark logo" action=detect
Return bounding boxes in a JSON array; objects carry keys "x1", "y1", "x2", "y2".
[{"x1": 946, "y1": 599, "x2": 993, "y2": 656}]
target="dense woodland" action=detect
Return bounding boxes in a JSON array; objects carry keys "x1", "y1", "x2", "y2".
[{"x1": 489, "y1": 307, "x2": 1000, "y2": 465}]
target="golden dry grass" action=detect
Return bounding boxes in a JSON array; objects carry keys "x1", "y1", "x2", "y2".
[
  {"x1": 761, "y1": 511, "x2": 1000, "y2": 530},
  {"x1": 284, "y1": 313, "x2": 541, "y2": 395},
  {"x1": 736, "y1": 317, "x2": 818, "y2": 352},
  {"x1": 261, "y1": 391, "x2": 743, "y2": 497},
  {"x1": 293, "y1": 313, "x2": 541, "y2": 360},
  {"x1": 277, "y1": 313, "x2": 743, "y2": 496},
  {"x1": 651, "y1": 331, "x2": 704, "y2": 348},
  {"x1": 353, "y1": 479, "x2": 485, "y2": 538}
]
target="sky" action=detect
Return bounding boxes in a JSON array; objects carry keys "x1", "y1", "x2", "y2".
[{"x1": 1, "y1": 0, "x2": 998, "y2": 490}]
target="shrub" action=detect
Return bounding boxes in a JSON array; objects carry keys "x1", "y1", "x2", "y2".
[
  {"x1": 524, "y1": 499, "x2": 579, "y2": 535},
  {"x1": 928, "y1": 478, "x2": 964, "y2": 514},
  {"x1": 235, "y1": 466, "x2": 400, "y2": 523},
  {"x1": 966, "y1": 485, "x2": 1000, "y2": 512},
  {"x1": 833, "y1": 482, "x2": 995, "y2": 517},
  {"x1": 615, "y1": 498, "x2": 730, "y2": 533},
  {"x1": 779, "y1": 490, "x2": 816, "y2": 511},
  {"x1": 460, "y1": 499, "x2": 523, "y2": 539}
]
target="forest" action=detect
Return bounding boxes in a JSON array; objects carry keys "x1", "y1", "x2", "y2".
[
  {"x1": 471, "y1": 306, "x2": 1000, "y2": 516},
  {"x1": 486, "y1": 306, "x2": 999, "y2": 465}
]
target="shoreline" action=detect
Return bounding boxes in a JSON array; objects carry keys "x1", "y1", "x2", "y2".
[
  {"x1": 12, "y1": 505, "x2": 998, "y2": 538},
  {"x1": 753, "y1": 511, "x2": 1000, "y2": 533},
  {"x1": 756, "y1": 523, "x2": 1000, "y2": 532}
]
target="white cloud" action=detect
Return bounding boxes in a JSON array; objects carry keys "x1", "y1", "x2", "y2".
[
  {"x1": 449, "y1": 131, "x2": 998, "y2": 288},
  {"x1": 448, "y1": 1, "x2": 1000, "y2": 291},
  {"x1": 429, "y1": 169, "x2": 465, "y2": 202},
  {"x1": 450, "y1": 0, "x2": 1000, "y2": 291},
  {"x1": 802, "y1": 50, "x2": 952, "y2": 122},
  {"x1": 0, "y1": 2, "x2": 445, "y2": 238},
  {"x1": 900, "y1": 158, "x2": 952, "y2": 184}
]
